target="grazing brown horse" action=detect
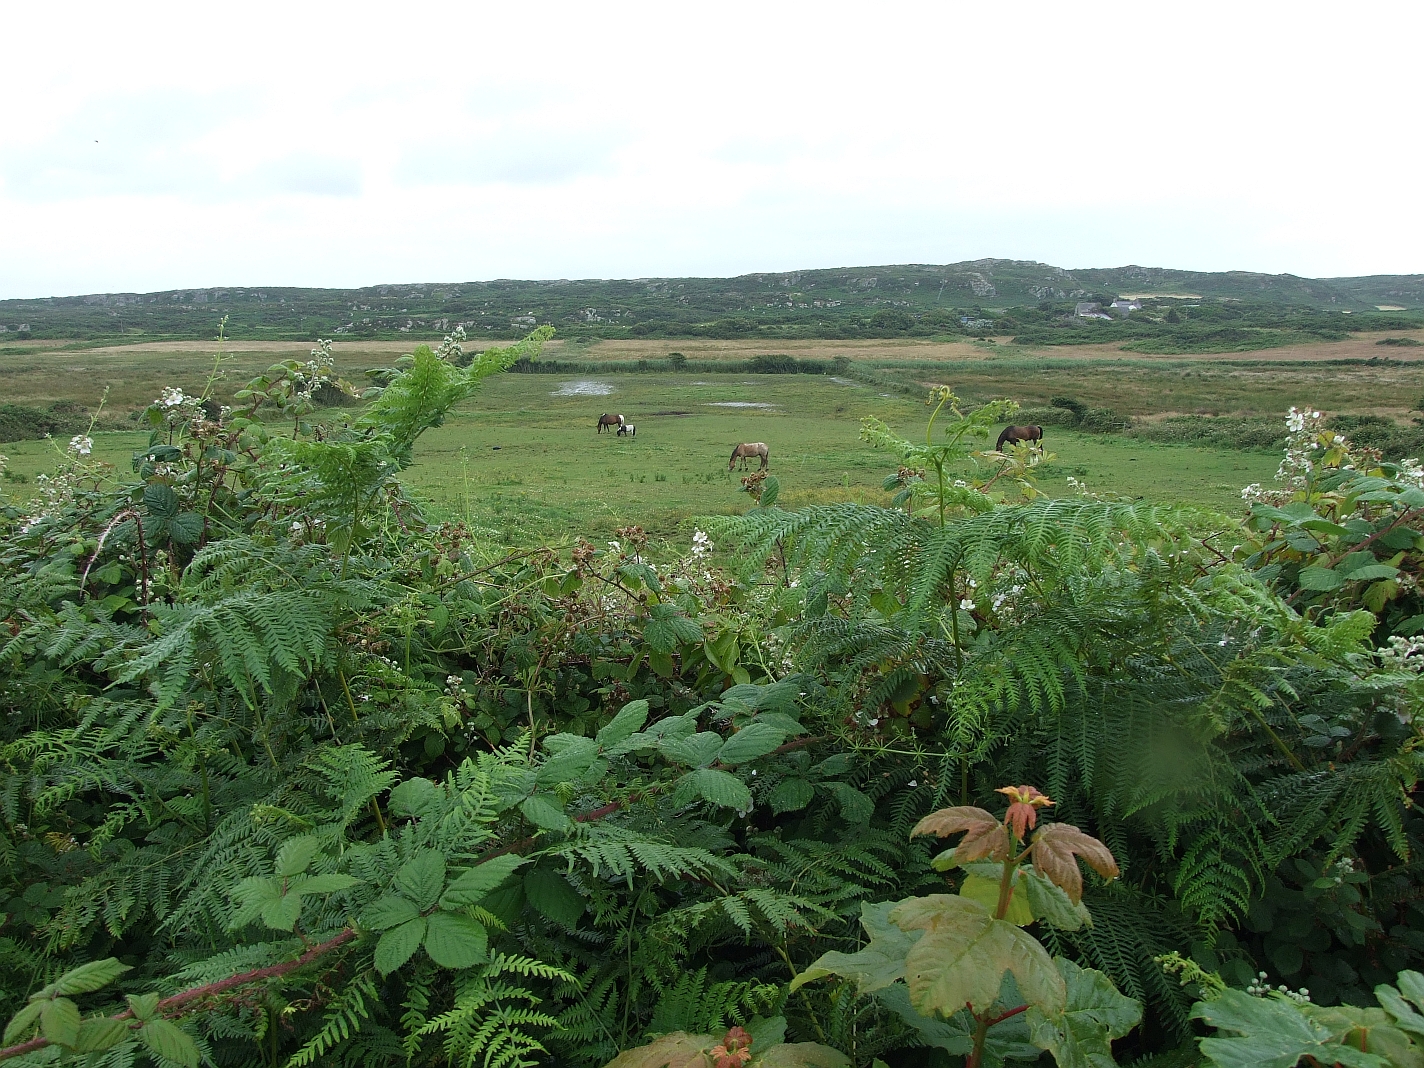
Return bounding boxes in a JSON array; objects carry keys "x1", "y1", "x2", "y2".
[
  {"x1": 729, "y1": 442, "x2": 770, "y2": 471},
  {"x1": 995, "y1": 425, "x2": 1043, "y2": 452},
  {"x1": 596, "y1": 413, "x2": 625, "y2": 433}
]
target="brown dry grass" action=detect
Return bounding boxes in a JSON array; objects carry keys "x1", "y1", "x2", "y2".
[
  {"x1": 574, "y1": 330, "x2": 1424, "y2": 364},
  {"x1": 3, "y1": 329, "x2": 1423, "y2": 417}
]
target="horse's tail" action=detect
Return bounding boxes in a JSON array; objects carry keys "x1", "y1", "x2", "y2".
[{"x1": 995, "y1": 427, "x2": 1012, "y2": 451}]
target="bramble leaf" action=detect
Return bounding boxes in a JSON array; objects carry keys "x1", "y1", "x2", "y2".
[
  {"x1": 395, "y1": 850, "x2": 447, "y2": 911},
  {"x1": 441, "y1": 855, "x2": 530, "y2": 909},
  {"x1": 375, "y1": 917, "x2": 427, "y2": 974},
  {"x1": 825, "y1": 782, "x2": 874, "y2": 823},
  {"x1": 275, "y1": 836, "x2": 323, "y2": 878},
  {"x1": 125, "y1": 992, "x2": 160, "y2": 1022},
  {"x1": 677, "y1": 768, "x2": 753, "y2": 811},
  {"x1": 716, "y1": 722, "x2": 787, "y2": 766},
  {"x1": 424, "y1": 911, "x2": 488, "y2": 969},
  {"x1": 293, "y1": 873, "x2": 359, "y2": 896},
  {"x1": 40, "y1": 997, "x2": 81, "y2": 1048},
  {"x1": 520, "y1": 792, "x2": 572, "y2": 831},
  {"x1": 3, "y1": 1002, "x2": 43, "y2": 1044},
  {"x1": 42, "y1": 958, "x2": 132, "y2": 998},
  {"x1": 596, "y1": 699, "x2": 649, "y2": 748},
  {"x1": 538, "y1": 734, "x2": 599, "y2": 785},
  {"x1": 73, "y1": 1016, "x2": 132, "y2": 1053},
  {"x1": 137, "y1": 1018, "x2": 200, "y2": 1068},
  {"x1": 524, "y1": 868, "x2": 586, "y2": 926},
  {"x1": 388, "y1": 777, "x2": 439, "y2": 819},
  {"x1": 260, "y1": 891, "x2": 304, "y2": 932},
  {"x1": 362, "y1": 894, "x2": 421, "y2": 931},
  {"x1": 770, "y1": 778, "x2": 815, "y2": 814}
]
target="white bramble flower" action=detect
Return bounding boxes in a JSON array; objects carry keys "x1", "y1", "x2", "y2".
[
  {"x1": 159, "y1": 387, "x2": 187, "y2": 408},
  {"x1": 959, "y1": 598, "x2": 974, "y2": 611},
  {"x1": 691, "y1": 529, "x2": 713, "y2": 557},
  {"x1": 68, "y1": 435, "x2": 92, "y2": 456}
]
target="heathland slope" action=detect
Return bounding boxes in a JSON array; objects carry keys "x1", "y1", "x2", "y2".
[{"x1": 2, "y1": 259, "x2": 1421, "y2": 343}]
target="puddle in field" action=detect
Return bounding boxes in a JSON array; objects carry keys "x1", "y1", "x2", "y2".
[
  {"x1": 706, "y1": 401, "x2": 778, "y2": 409},
  {"x1": 550, "y1": 379, "x2": 613, "y2": 396},
  {"x1": 829, "y1": 376, "x2": 861, "y2": 387}
]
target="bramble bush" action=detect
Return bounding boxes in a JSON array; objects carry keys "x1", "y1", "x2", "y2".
[{"x1": 2, "y1": 336, "x2": 1422, "y2": 1067}]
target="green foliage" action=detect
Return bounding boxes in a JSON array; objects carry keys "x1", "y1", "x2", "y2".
[
  {"x1": 1190, "y1": 973, "x2": 1424, "y2": 1068},
  {"x1": 4, "y1": 345, "x2": 1424, "y2": 1068}
]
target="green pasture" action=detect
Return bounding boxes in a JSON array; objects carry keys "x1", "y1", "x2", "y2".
[{"x1": 1, "y1": 372, "x2": 1279, "y2": 543}]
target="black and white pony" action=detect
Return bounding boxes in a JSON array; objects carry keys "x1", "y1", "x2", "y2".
[{"x1": 617, "y1": 423, "x2": 636, "y2": 438}]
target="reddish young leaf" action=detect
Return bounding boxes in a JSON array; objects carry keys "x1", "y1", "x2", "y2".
[
  {"x1": 1029, "y1": 823, "x2": 1120, "y2": 903},
  {"x1": 710, "y1": 1026, "x2": 753, "y2": 1068},
  {"x1": 910, "y1": 806, "x2": 1009, "y2": 863},
  {"x1": 996, "y1": 785, "x2": 1054, "y2": 840}
]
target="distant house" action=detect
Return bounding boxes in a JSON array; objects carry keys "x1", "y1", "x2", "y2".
[
  {"x1": 1075, "y1": 302, "x2": 1113, "y2": 320},
  {"x1": 1110, "y1": 299, "x2": 1142, "y2": 313}
]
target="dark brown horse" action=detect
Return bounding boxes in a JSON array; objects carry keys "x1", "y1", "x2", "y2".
[
  {"x1": 995, "y1": 425, "x2": 1043, "y2": 452},
  {"x1": 596, "y1": 413, "x2": 625, "y2": 433}
]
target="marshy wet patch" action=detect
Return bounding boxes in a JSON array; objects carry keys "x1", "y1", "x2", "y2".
[
  {"x1": 705, "y1": 401, "x2": 779, "y2": 409},
  {"x1": 550, "y1": 380, "x2": 614, "y2": 396}
]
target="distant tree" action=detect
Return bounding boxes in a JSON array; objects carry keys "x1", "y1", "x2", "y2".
[
  {"x1": 667, "y1": 352, "x2": 687, "y2": 369},
  {"x1": 869, "y1": 308, "x2": 913, "y2": 333},
  {"x1": 15, "y1": 324, "x2": 30, "y2": 339},
  {"x1": 1166, "y1": 307, "x2": 1182, "y2": 324}
]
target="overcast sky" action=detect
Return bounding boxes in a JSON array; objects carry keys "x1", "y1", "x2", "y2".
[{"x1": 1, "y1": 1, "x2": 1419, "y2": 299}]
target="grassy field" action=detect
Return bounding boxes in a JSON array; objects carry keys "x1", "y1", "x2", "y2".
[
  {"x1": 10, "y1": 330, "x2": 1424, "y2": 541},
  {"x1": 1, "y1": 369, "x2": 1279, "y2": 543}
]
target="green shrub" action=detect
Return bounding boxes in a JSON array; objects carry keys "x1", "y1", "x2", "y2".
[
  {"x1": 0, "y1": 403, "x2": 64, "y2": 443},
  {"x1": 1078, "y1": 407, "x2": 1132, "y2": 433},
  {"x1": 1014, "y1": 406, "x2": 1081, "y2": 427},
  {"x1": 1326, "y1": 414, "x2": 1424, "y2": 459},
  {"x1": 1127, "y1": 416, "x2": 1287, "y2": 451}
]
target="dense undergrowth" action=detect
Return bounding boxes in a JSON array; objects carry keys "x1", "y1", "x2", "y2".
[{"x1": 2, "y1": 331, "x2": 1424, "y2": 1067}]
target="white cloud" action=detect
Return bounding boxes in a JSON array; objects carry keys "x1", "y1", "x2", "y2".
[{"x1": 0, "y1": 0, "x2": 1420, "y2": 298}]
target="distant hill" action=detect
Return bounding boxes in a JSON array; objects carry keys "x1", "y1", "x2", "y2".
[{"x1": 1, "y1": 259, "x2": 1420, "y2": 343}]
